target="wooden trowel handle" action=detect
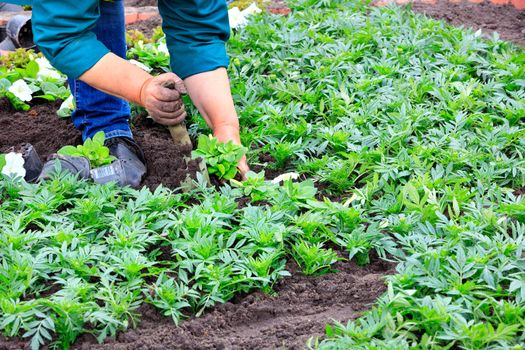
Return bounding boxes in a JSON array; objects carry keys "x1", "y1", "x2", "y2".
[
  {"x1": 168, "y1": 123, "x2": 192, "y2": 148},
  {"x1": 162, "y1": 80, "x2": 192, "y2": 147}
]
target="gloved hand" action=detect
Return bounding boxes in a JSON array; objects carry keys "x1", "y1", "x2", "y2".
[{"x1": 139, "y1": 72, "x2": 188, "y2": 126}]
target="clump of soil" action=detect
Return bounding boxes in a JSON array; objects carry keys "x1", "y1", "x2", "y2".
[
  {"x1": 409, "y1": 1, "x2": 525, "y2": 46},
  {"x1": 73, "y1": 257, "x2": 393, "y2": 350},
  {"x1": 0, "y1": 99, "x2": 81, "y2": 157},
  {"x1": 0, "y1": 98, "x2": 198, "y2": 190},
  {"x1": 127, "y1": 16, "x2": 162, "y2": 38},
  {"x1": 125, "y1": 0, "x2": 157, "y2": 7},
  {"x1": 131, "y1": 113, "x2": 199, "y2": 189}
]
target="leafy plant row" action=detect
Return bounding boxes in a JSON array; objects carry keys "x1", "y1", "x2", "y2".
[
  {"x1": 0, "y1": 169, "x2": 395, "y2": 349},
  {"x1": 218, "y1": 0, "x2": 524, "y2": 348}
]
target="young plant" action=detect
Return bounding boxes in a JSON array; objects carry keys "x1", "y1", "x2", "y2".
[
  {"x1": 192, "y1": 135, "x2": 247, "y2": 180},
  {"x1": 337, "y1": 223, "x2": 399, "y2": 266},
  {"x1": 230, "y1": 170, "x2": 273, "y2": 201},
  {"x1": 145, "y1": 273, "x2": 199, "y2": 325},
  {"x1": 58, "y1": 131, "x2": 115, "y2": 168},
  {"x1": 290, "y1": 241, "x2": 339, "y2": 275},
  {"x1": 0, "y1": 48, "x2": 41, "y2": 69}
]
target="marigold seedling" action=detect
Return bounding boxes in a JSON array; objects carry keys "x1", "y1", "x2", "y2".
[{"x1": 192, "y1": 135, "x2": 247, "y2": 180}]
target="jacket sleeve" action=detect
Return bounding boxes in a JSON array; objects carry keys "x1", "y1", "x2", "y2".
[
  {"x1": 158, "y1": 0, "x2": 230, "y2": 79},
  {"x1": 31, "y1": 0, "x2": 109, "y2": 79}
]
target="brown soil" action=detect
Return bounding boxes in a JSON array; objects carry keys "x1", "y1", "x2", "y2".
[
  {"x1": 127, "y1": 16, "x2": 162, "y2": 38},
  {"x1": 71, "y1": 257, "x2": 393, "y2": 350},
  {"x1": 0, "y1": 99, "x2": 198, "y2": 190},
  {"x1": 125, "y1": 0, "x2": 157, "y2": 7},
  {"x1": 251, "y1": 152, "x2": 284, "y2": 181},
  {"x1": 409, "y1": 1, "x2": 525, "y2": 46}
]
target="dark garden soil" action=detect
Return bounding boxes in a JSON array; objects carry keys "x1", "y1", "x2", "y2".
[
  {"x1": 127, "y1": 16, "x2": 162, "y2": 37},
  {"x1": 515, "y1": 187, "x2": 525, "y2": 196},
  {"x1": 409, "y1": 1, "x2": 525, "y2": 46},
  {"x1": 125, "y1": 0, "x2": 157, "y2": 7},
  {"x1": 0, "y1": 99, "x2": 199, "y2": 190}
]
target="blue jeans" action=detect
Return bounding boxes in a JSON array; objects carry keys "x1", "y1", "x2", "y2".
[{"x1": 68, "y1": 0, "x2": 132, "y2": 141}]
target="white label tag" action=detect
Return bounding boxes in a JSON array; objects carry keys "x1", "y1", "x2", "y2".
[{"x1": 91, "y1": 165, "x2": 117, "y2": 179}]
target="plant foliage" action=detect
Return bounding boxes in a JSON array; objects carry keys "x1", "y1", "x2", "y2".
[
  {"x1": 192, "y1": 135, "x2": 247, "y2": 180},
  {"x1": 57, "y1": 131, "x2": 115, "y2": 168}
]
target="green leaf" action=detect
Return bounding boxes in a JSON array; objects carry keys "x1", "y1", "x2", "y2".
[
  {"x1": 57, "y1": 145, "x2": 82, "y2": 157},
  {"x1": 217, "y1": 163, "x2": 226, "y2": 176},
  {"x1": 224, "y1": 165, "x2": 238, "y2": 180},
  {"x1": 6, "y1": 91, "x2": 30, "y2": 111},
  {"x1": 57, "y1": 107, "x2": 73, "y2": 118},
  {"x1": 25, "y1": 60, "x2": 39, "y2": 78},
  {"x1": 93, "y1": 131, "x2": 106, "y2": 146},
  {"x1": 404, "y1": 182, "x2": 420, "y2": 204}
]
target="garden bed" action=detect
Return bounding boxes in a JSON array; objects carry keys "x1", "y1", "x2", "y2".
[
  {"x1": 1, "y1": 0, "x2": 524, "y2": 349},
  {"x1": 0, "y1": 100, "x2": 200, "y2": 190},
  {"x1": 0, "y1": 257, "x2": 393, "y2": 350},
  {"x1": 0, "y1": 90, "x2": 393, "y2": 350},
  {"x1": 76, "y1": 258, "x2": 393, "y2": 350}
]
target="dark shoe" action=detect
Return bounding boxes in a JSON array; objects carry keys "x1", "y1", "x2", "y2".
[{"x1": 102, "y1": 137, "x2": 146, "y2": 188}]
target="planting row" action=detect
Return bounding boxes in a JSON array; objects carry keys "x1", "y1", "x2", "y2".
[{"x1": 1, "y1": 0, "x2": 525, "y2": 348}]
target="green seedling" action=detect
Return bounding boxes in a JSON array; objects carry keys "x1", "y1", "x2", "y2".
[
  {"x1": 290, "y1": 241, "x2": 339, "y2": 275},
  {"x1": 0, "y1": 154, "x2": 6, "y2": 171},
  {"x1": 230, "y1": 170, "x2": 273, "y2": 201},
  {"x1": 58, "y1": 131, "x2": 115, "y2": 168},
  {"x1": 338, "y1": 223, "x2": 398, "y2": 266},
  {"x1": 192, "y1": 135, "x2": 247, "y2": 180}
]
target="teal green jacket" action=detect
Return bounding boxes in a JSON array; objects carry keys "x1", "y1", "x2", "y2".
[{"x1": 5, "y1": 0, "x2": 230, "y2": 79}]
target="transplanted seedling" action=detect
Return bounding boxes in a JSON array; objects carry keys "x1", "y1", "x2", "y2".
[
  {"x1": 192, "y1": 135, "x2": 247, "y2": 180},
  {"x1": 58, "y1": 131, "x2": 115, "y2": 168}
]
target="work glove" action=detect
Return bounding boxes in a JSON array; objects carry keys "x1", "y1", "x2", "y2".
[{"x1": 139, "y1": 72, "x2": 187, "y2": 126}]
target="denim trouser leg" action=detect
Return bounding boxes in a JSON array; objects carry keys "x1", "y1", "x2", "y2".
[{"x1": 68, "y1": 0, "x2": 132, "y2": 141}]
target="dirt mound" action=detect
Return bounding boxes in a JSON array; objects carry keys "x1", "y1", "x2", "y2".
[
  {"x1": 75, "y1": 257, "x2": 394, "y2": 350},
  {"x1": 127, "y1": 16, "x2": 162, "y2": 37},
  {"x1": 131, "y1": 113, "x2": 199, "y2": 189},
  {"x1": 125, "y1": 0, "x2": 157, "y2": 7}
]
